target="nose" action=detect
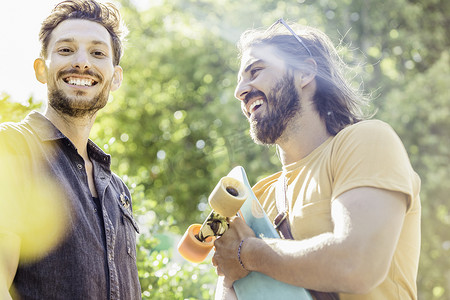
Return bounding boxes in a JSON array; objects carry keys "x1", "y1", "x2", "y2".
[
  {"x1": 234, "y1": 80, "x2": 251, "y2": 102},
  {"x1": 72, "y1": 51, "x2": 91, "y2": 70}
]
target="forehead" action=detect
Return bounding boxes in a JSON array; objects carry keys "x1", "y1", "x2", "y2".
[
  {"x1": 48, "y1": 19, "x2": 112, "y2": 49},
  {"x1": 239, "y1": 44, "x2": 285, "y2": 74}
]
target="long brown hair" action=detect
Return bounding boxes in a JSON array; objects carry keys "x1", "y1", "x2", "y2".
[{"x1": 237, "y1": 22, "x2": 373, "y2": 135}]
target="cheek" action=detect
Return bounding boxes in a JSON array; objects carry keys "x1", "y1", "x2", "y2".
[
  {"x1": 253, "y1": 76, "x2": 273, "y2": 94},
  {"x1": 46, "y1": 61, "x2": 64, "y2": 78},
  {"x1": 241, "y1": 103, "x2": 248, "y2": 117},
  {"x1": 103, "y1": 66, "x2": 116, "y2": 81}
]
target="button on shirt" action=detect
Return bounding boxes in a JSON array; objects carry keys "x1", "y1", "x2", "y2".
[{"x1": 0, "y1": 112, "x2": 141, "y2": 300}]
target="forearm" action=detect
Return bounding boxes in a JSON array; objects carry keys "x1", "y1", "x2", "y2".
[
  {"x1": 214, "y1": 188, "x2": 406, "y2": 294},
  {"x1": 212, "y1": 217, "x2": 355, "y2": 292},
  {"x1": 239, "y1": 233, "x2": 356, "y2": 292}
]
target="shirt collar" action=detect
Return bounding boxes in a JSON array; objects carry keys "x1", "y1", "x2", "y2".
[
  {"x1": 24, "y1": 111, "x2": 65, "y2": 141},
  {"x1": 24, "y1": 111, "x2": 111, "y2": 166}
]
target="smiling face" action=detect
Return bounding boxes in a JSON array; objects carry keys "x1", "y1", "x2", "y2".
[
  {"x1": 34, "y1": 19, "x2": 122, "y2": 118},
  {"x1": 235, "y1": 44, "x2": 302, "y2": 145}
]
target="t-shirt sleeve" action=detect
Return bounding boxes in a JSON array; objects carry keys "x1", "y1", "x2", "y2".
[{"x1": 330, "y1": 120, "x2": 420, "y2": 211}]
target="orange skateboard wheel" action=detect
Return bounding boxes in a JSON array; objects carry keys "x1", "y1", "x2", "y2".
[{"x1": 177, "y1": 224, "x2": 215, "y2": 263}]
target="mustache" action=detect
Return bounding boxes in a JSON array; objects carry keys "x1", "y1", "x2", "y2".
[
  {"x1": 244, "y1": 90, "x2": 266, "y2": 105},
  {"x1": 57, "y1": 68, "x2": 101, "y2": 82}
]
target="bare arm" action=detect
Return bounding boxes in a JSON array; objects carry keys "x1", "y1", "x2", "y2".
[
  {"x1": 213, "y1": 187, "x2": 407, "y2": 294},
  {"x1": 0, "y1": 231, "x2": 20, "y2": 299}
]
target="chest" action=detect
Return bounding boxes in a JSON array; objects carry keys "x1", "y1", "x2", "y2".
[{"x1": 265, "y1": 163, "x2": 335, "y2": 240}]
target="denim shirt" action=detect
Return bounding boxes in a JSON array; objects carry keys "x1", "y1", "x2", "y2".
[{"x1": 1, "y1": 112, "x2": 141, "y2": 300}]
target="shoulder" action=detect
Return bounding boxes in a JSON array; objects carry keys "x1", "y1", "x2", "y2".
[
  {"x1": 332, "y1": 120, "x2": 406, "y2": 154},
  {"x1": 0, "y1": 120, "x2": 30, "y2": 136},
  {"x1": 110, "y1": 171, "x2": 132, "y2": 198},
  {"x1": 0, "y1": 121, "x2": 34, "y2": 154},
  {"x1": 337, "y1": 119, "x2": 399, "y2": 140},
  {"x1": 252, "y1": 171, "x2": 282, "y2": 198},
  {"x1": 330, "y1": 120, "x2": 420, "y2": 211},
  {"x1": 110, "y1": 171, "x2": 128, "y2": 187}
]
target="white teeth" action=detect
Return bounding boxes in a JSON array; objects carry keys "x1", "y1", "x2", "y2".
[
  {"x1": 66, "y1": 77, "x2": 94, "y2": 86},
  {"x1": 249, "y1": 99, "x2": 264, "y2": 114}
]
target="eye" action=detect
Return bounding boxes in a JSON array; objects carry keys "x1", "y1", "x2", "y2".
[
  {"x1": 92, "y1": 50, "x2": 106, "y2": 57},
  {"x1": 58, "y1": 48, "x2": 73, "y2": 55},
  {"x1": 250, "y1": 67, "x2": 262, "y2": 78}
]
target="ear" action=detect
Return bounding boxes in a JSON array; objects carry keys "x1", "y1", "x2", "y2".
[
  {"x1": 298, "y1": 58, "x2": 317, "y2": 88},
  {"x1": 110, "y1": 65, "x2": 123, "y2": 91},
  {"x1": 34, "y1": 58, "x2": 48, "y2": 84}
]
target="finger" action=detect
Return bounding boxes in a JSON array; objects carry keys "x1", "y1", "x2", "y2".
[
  {"x1": 216, "y1": 266, "x2": 224, "y2": 276},
  {"x1": 214, "y1": 236, "x2": 223, "y2": 247},
  {"x1": 228, "y1": 215, "x2": 238, "y2": 222},
  {"x1": 236, "y1": 216, "x2": 247, "y2": 225},
  {"x1": 229, "y1": 215, "x2": 246, "y2": 226}
]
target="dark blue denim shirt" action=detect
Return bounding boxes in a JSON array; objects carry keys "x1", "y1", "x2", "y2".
[{"x1": 1, "y1": 112, "x2": 141, "y2": 300}]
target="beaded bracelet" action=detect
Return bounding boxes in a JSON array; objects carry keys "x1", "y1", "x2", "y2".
[{"x1": 237, "y1": 239, "x2": 247, "y2": 271}]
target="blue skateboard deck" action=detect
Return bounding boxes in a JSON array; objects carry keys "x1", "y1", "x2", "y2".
[{"x1": 227, "y1": 166, "x2": 312, "y2": 300}]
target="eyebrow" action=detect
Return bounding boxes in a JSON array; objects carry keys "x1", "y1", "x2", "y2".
[
  {"x1": 91, "y1": 40, "x2": 110, "y2": 47},
  {"x1": 54, "y1": 38, "x2": 109, "y2": 47},
  {"x1": 244, "y1": 59, "x2": 264, "y2": 73},
  {"x1": 55, "y1": 38, "x2": 75, "y2": 45},
  {"x1": 238, "y1": 59, "x2": 264, "y2": 83}
]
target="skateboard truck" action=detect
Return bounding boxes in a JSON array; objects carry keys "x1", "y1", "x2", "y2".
[{"x1": 177, "y1": 176, "x2": 248, "y2": 263}]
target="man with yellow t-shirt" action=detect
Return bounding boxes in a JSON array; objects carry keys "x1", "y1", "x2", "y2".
[{"x1": 212, "y1": 19, "x2": 421, "y2": 300}]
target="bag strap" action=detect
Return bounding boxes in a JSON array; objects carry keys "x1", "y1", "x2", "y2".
[
  {"x1": 273, "y1": 171, "x2": 340, "y2": 300},
  {"x1": 273, "y1": 172, "x2": 294, "y2": 240}
]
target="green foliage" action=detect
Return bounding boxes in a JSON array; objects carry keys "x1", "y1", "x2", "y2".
[
  {"x1": 378, "y1": 51, "x2": 450, "y2": 300},
  {"x1": 105, "y1": 0, "x2": 449, "y2": 298},
  {"x1": 0, "y1": 95, "x2": 42, "y2": 123},
  {"x1": 2, "y1": 0, "x2": 449, "y2": 298},
  {"x1": 92, "y1": 0, "x2": 280, "y2": 297},
  {"x1": 93, "y1": 0, "x2": 280, "y2": 229}
]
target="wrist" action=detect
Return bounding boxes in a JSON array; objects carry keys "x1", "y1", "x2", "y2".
[
  {"x1": 237, "y1": 237, "x2": 258, "y2": 272},
  {"x1": 237, "y1": 239, "x2": 247, "y2": 271}
]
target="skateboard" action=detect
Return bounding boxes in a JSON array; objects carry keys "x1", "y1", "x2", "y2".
[{"x1": 177, "y1": 166, "x2": 312, "y2": 300}]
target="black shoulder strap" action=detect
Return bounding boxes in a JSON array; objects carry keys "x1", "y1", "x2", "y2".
[
  {"x1": 273, "y1": 172, "x2": 294, "y2": 240},
  {"x1": 273, "y1": 172, "x2": 341, "y2": 300}
]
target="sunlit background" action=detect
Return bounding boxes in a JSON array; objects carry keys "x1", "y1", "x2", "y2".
[
  {"x1": 1, "y1": 0, "x2": 449, "y2": 299},
  {"x1": 1, "y1": 1, "x2": 63, "y2": 103}
]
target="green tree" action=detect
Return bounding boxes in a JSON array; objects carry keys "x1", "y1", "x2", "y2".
[
  {"x1": 92, "y1": 1, "x2": 280, "y2": 298},
  {"x1": 0, "y1": 95, "x2": 42, "y2": 123},
  {"x1": 94, "y1": 0, "x2": 450, "y2": 298},
  {"x1": 379, "y1": 51, "x2": 450, "y2": 300},
  {"x1": 2, "y1": 0, "x2": 449, "y2": 298}
]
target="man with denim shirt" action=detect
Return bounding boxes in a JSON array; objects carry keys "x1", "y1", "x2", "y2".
[{"x1": 0, "y1": 1, "x2": 141, "y2": 299}]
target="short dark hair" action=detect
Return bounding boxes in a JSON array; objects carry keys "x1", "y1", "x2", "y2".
[
  {"x1": 238, "y1": 23, "x2": 372, "y2": 135},
  {"x1": 39, "y1": 0, "x2": 126, "y2": 66}
]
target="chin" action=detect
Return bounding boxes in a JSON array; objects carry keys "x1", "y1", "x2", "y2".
[{"x1": 48, "y1": 89, "x2": 108, "y2": 118}]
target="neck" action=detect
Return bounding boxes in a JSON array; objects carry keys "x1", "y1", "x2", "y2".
[
  {"x1": 44, "y1": 106, "x2": 96, "y2": 160},
  {"x1": 276, "y1": 102, "x2": 331, "y2": 166}
]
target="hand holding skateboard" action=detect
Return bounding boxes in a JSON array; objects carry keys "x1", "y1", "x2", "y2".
[{"x1": 177, "y1": 167, "x2": 313, "y2": 300}]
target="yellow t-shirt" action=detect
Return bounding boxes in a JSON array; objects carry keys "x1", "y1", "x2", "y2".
[{"x1": 252, "y1": 120, "x2": 421, "y2": 300}]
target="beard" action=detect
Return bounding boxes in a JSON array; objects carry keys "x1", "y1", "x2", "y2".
[
  {"x1": 247, "y1": 73, "x2": 301, "y2": 145},
  {"x1": 48, "y1": 69, "x2": 111, "y2": 118}
]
